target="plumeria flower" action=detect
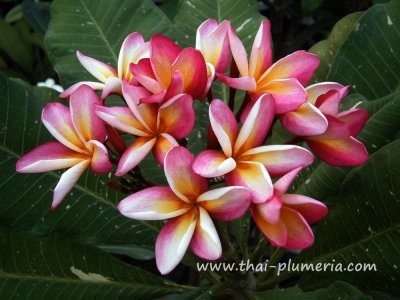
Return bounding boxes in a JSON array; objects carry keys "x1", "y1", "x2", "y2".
[
  {"x1": 196, "y1": 19, "x2": 230, "y2": 97},
  {"x1": 217, "y1": 20, "x2": 320, "y2": 114},
  {"x1": 129, "y1": 34, "x2": 208, "y2": 103},
  {"x1": 118, "y1": 146, "x2": 251, "y2": 274},
  {"x1": 16, "y1": 85, "x2": 112, "y2": 209},
  {"x1": 192, "y1": 95, "x2": 314, "y2": 203},
  {"x1": 61, "y1": 33, "x2": 149, "y2": 99},
  {"x1": 252, "y1": 167, "x2": 328, "y2": 249},
  {"x1": 96, "y1": 81, "x2": 195, "y2": 175},
  {"x1": 280, "y1": 82, "x2": 348, "y2": 136},
  {"x1": 298, "y1": 84, "x2": 369, "y2": 166}
]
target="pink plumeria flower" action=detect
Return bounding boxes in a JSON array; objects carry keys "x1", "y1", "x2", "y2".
[
  {"x1": 196, "y1": 19, "x2": 230, "y2": 97},
  {"x1": 129, "y1": 34, "x2": 208, "y2": 103},
  {"x1": 96, "y1": 81, "x2": 195, "y2": 175},
  {"x1": 299, "y1": 84, "x2": 369, "y2": 166},
  {"x1": 16, "y1": 85, "x2": 112, "y2": 209},
  {"x1": 118, "y1": 146, "x2": 251, "y2": 274},
  {"x1": 280, "y1": 82, "x2": 349, "y2": 136},
  {"x1": 61, "y1": 33, "x2": 149, "y2": 99},
  {"x1": 192, "y1": 95, "x2": 314, "y2": 203},
  {"x1": 217, "y1": 20, "x2": 320, "y2": 114},
  {"x1": 252, "y1": 167, "x2": 328, "y2": 249}
]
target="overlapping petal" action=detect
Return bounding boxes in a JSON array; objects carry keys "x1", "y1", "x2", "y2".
[
  {"x1": 281, "y1": 194, "x2": 328, "y2": 224},
  {"x1": 76, "y1": 51, "x2": 117, "y2": 83},
  {"x1": 197, "y1": 186, "x2": 251, "y2": 221},
  {"x1": 249, "y1": 20, "x2": 272, "y2": 79},
  {"x1": 225, "y1": 161, "x2": 273, "y2": 203},
  {"x1": 70, "y1": 85, "x2": 106, "y2": 143},
  {"x1": 190, "y1": 207, "x2": 222, "y2": 260},
  {"x1": 86, "y1": 140, "x2": 113, "y2": 173},
  {"x1": 192, "y1": 150, "x2": 236, "y2": 178},
  {"x1": 337, "y1": 108, "x2": 368, "y2": 136},
  {"x1": 280, "y1": 207, "x2": 314, "y2": 249},
  {"x1": 164, "y1": 147, "x2": 208, "y2": 203},
  {"x1": 306, "y1": 82, "x2": 347, "y2": 105},
  {"x1": 152, "y1": 133, "x2": 179, "y2": 167}
]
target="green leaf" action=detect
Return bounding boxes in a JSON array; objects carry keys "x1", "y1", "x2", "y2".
[
  {"x1": 0, "y1": 226, "x2": 184, "y2": 299},
  {"x1": 22, "y1": 0, "x2": 51, "y2": 34},
  {"x1": 327, "y1": 0, "x2": 400, "y2": 99},
  {"x1": 44, "y1": 0, "x2": 174, "y2": 87},
  {"x1": 0, "y1": 72, "x2": 158, "y2": 247},
  {"x1": 295, "y1": 140, "x2": 400, "y2": 295},
  {"x1": 301, "y1": 0, "x2": 324, "y2": 13},
  {"x1": 255, "y1": 281, "x2": 371, "y2": 300},
  {"x1": 5, "y1": 4, "x2": 23, "y2": 23},
  {"x1": 174, "y1": 0, "x2": 264, "y2": 50}
]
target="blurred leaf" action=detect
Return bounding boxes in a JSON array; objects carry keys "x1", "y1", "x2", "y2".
[
  {"x1": 255, "y1": 281, "x2": 371, "y2": 299},
  {"x1": 159, "y1": 0, "x2": 180, "y2": 20},
  {"x1": 301, "y1": 0, "x2": 324, "y2": 13},
  {"x1": 22, "y1": 0, "x2": 51, "y2": 34},
  {"x1": 45, "y1": 0, "x2": 174, "y2": 88},
  {"x1": 327, "y1": 0, "x2": 400, "y2": 99},
  {"x1": 309, "y1": 12, "x2": 362, "y2": 82},
  {"x1": 0, "y1": 19, "x2": 32, "y2": 72},
  {"x1": 0, "y1": 72, "x2": 158, "y2": 248},
  {"x1": 97, "y1": 244, "x2": 155, "y2": 260},
  {"x1": 0, "y1": 226, "x2": 183, "y2": 299},
  {"x1": 4, "y1": 4, "x2": 23, "y2": 23},
  {"x1": 296, "y1": 140, "x2": 400, "y2": 295}
]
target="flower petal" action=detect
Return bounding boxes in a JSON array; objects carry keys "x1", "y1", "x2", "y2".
[
  {"x1": 281, "y1": 194, "x2": 328, "y2": 224},
  {"x1": 216, "y1": 73, "x2": 257, "y2": 91},
  {"x1": 70, "y1": 85, "x2": 106, "y2": 143},
  {"x1": 257, "y1": 78, "x2": 307, "y2": 114},
  {"x1": 41, "y1": 102, "x2": 86, "y2": 153},
  {"x1": 280, "y1": 102, "x2": 328, "y2": 136},
  {"x1": 225, "y1": 161, "x2": 273, "y2": 203},
  {"x1": 258, "y1": 50, "x2": 319, "y2": 86},
  {"x1": 314, "y1": 89, "x2": 344, "y2": 116},
  {"x1": 228, "y1": 24, "x2": 249, "y2": 77},
  {"x1": 152, "y1": 133, "x2": 179, "y2": 167},
  {"x1": 52, "y1": 159, "x2": 91, "y2": 210},
  {"x1": 164, "y1": 70, "x2": 184, "y2": 100},
  {"x1": 273, "y1": 167, "x2": 302, "y2": 196},
  {"x1": 307, "y1": 136, "x2": 369, "y2": 167},
  {"x1": 249, "y1": 20, "x2": 272, "y2": 79},
  {"x1": 172, "y1": 48, "x2": 207, "y2": 99},
  {"x1": 191, "y1": 207, "x2": 222, "y2": 260},
  {"x1": 251, "y1": 204, "x2": 287, "y2": 247},
  {"x1": 306, "y1": 82, "x2": 347, "y2": 105},
  {"x1": 130, "y1": 58, "x2": 163, "y2": 94},
  {"x1": 240, "y1": 145, "x2": 314, "y2": 177},
  {"x1": 192, "y1": 150, "x2": 236, "y2": 178},
  {"x1": 118, "y1": 186, "x2": 191, "y2": 220},
  {"x1": 118, "y1": 32, "x2": 149, "y2": 80},
  {"x1": 197, "y1": 186, "x2": 251, "y2": 221},
  {"x1": 337, "y1": 108, "x2": 368, "y2": 137},
  {"x1": 60, "y1": 82, "x2": 105, "y2": 98},
  {"x1": 156, "y1": 209, "x2": 197, "y2": 274},
  {"x1": 280, "y1": 207, "x2": 314, "y2": 249},
  {"x1": 101, "y1": 76, "x2": 122, "y2": 99},
  {"x1": 255, "y1": 193, "x2": 282, "y2": 224},
  {"x1": 16, "y1": 142, "x2": 88, "y2": 173},
  {"x1": 234, "y1": 94, "x2": 275, "y2": 155},
  {"x1": 196, "y1": 19, "x2": 230, "y2": 73},
  {"x1": 86, "y1": 140, "x2": 112, "y2": 173},
  {"x1": 96, "y1": 106, "x2": 150, "y2": 136},
  {"x1": 121, "y1": 81, "x2": 158, "y2": 132},
  {"x1": 116, "y1": 137, "x2": 156, "y2": 176},
  {"x1": 76, "y1": 51, "x2": 117, "y2": 83},
  {"x1": 164, "y1": 146, "x2": 208, "y2": 202},
  {"x1": 209, "y1": 99, "x2": 239, "y2": 157},
  {"x1": 150, "y1": 34, "x2": 181, "y2": 88},
  {"x1": 158, "y1": 94, "x2": 195, "y2": 139}
]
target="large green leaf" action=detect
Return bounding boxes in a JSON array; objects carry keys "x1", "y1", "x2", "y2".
[
  {"x1": 174, "y1": 0, "x2": 264, "y2": 50},
  {"x1": 45, "y1": 0, "x2": 174, "y2": 87},
  {"x1": 295, "y1": 140, "x2": 400, "y2": 295},
  {"x1": 0, "y1": 72, "x2": 158, "y2": 248},
  {"x1": 0, "y1": 226, "x2": 184, "y2": 299},
  {"x1": 326, "y1": 0, "x2": 400, "y2": 99}
]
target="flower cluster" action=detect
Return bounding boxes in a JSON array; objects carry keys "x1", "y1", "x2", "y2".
[{"x1": 16, "y1": 19, "x2": 369, "y2": 274}]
